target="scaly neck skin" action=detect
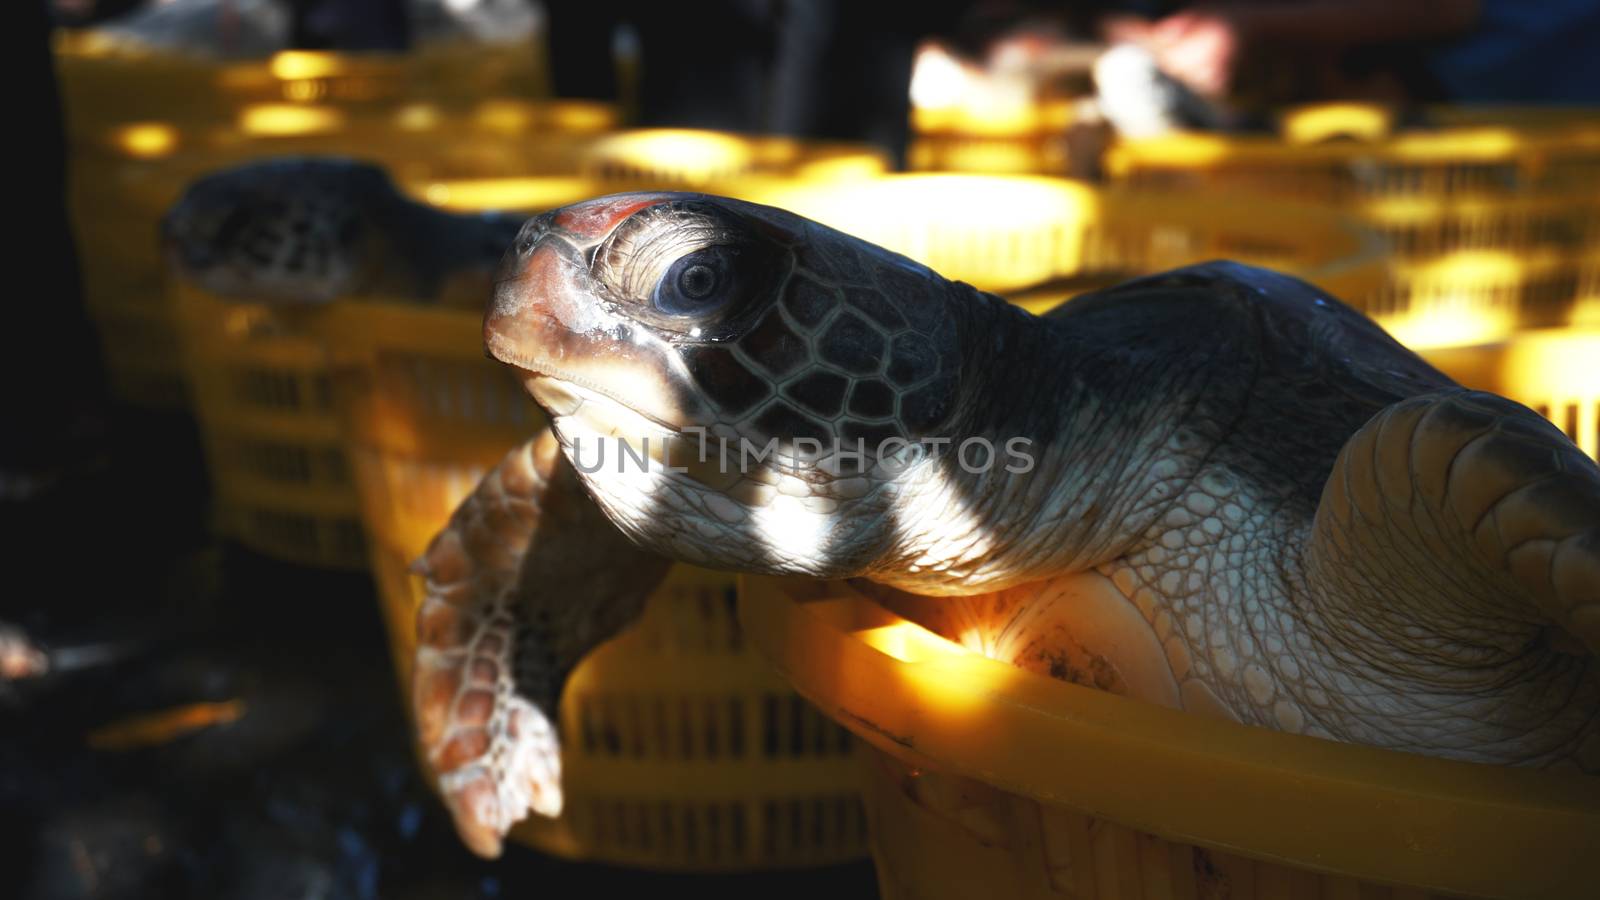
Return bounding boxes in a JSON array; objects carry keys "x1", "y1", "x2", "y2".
[{"x1": 865, "y1": 286, "x2": 1199, "y2": 595}]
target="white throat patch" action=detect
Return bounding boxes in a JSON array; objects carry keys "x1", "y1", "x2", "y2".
[{"x1": 534, "y1": 377, "x2": 892, "y2": 577}]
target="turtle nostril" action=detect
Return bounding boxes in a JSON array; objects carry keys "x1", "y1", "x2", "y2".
[{"x1": 516, "y1": 213, "x2": 553, "y2": 255}]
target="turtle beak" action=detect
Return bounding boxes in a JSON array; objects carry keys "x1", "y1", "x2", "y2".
[
  {"x1": 484, "y1": 211, "x2": 585, "y2": 369},
  {"x1": 483, "y1": 196, "x2": 713, "y2": 430},
  {"x1": 485, "y1": 195, "x2": 675, "y2": 364}
]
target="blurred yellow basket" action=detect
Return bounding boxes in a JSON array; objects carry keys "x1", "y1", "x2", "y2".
[
  {"x1": 409, "y1": 130, "x2": 891, "y2": 217},
  {"x1": 1105, "y1": 108, "x2": 1600, "y2": 347},
  {"x1": 319, "y1": 302, "x2": 867, "y2": 869},
  {"x1": 909, "y1": 98, "x2": 1082, "y2": 175},
  {"x1": 740, "y1": 576, "x2": 1600, "y2": 900},
  {"x1": 173, "y1": 281, "x2": 365, "y2": 568},
  {"x1": 1105, "y1": 116, "x2": 1600, "y2": 203},
  {"x1": 1370, "y1": 249, "x2": 1586, "y2": 349},
  {"x1": 740, "y1": 174, "x2": 1386, "y2": 307},
  {"x1": 579, "y1": 129, "x2": 890, "y2": 189},
  {"x1": 1425, "y1": 328, "x2": 1600, "y2": 461}
]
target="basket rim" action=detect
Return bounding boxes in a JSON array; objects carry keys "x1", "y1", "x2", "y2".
[{"x1": 738, "y1": 574, "x2": 1600, "y2": 899}]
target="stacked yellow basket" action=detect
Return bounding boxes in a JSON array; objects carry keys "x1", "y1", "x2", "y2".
[
  {"x1": 173, "y1": 282, "x2": 368, "y2": 568},
  {"x1": 1104, "y1": 104, "x2": 1600, "y2": 459}
]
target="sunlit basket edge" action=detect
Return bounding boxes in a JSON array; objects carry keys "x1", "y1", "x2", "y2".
[{"x1": 739, "y1": 576, "x2": 1600, "y2": 900}]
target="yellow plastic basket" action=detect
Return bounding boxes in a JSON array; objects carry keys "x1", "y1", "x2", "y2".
[
  {"x1": 739, "y1": 174, "x2": 1387, "y2": 309},
  {"x1": 578, "y1": 129, "x2": 890, "y2": 189},
  {"x1": 909, "y1": 99, "x2": 1083, "y2": 175},
  {"x1": 1424, "y1": 328, "x2": 1600, "y2": 462},
  {"x1": 1580, "y1": 250, "x2": 1600, "y2": 327},
  {"x1": 1368, "y1": 249, "x2": 1589, "y2": 349},
  {"x1": 318, "y1": 303, "x2": 867, "y2": 869},
  {"x1": 409, "y1": 130, "x2": 890, "y2": 217},
  {"x1": 1105, "y1": 118, "x2": 1600, "y2": 203},
  {"x1": 740, "y1": 577, "x2": 1600, "y2": 900},
  {"x1": 173, "y1": 280, "x2": 365, "y2": 568},
  {"x1": 1105, "y1": 111, "x2": 1600, "y2": 345}
]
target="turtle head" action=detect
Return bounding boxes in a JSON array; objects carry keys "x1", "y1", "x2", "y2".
[
  {"x1": 487, "y1": 192, "x2": 972, "y2": 575},
  {"x1": 162, "y1": 157, "x2": 401, "y2": 304}
]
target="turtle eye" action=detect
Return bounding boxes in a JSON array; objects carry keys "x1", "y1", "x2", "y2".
[
  {"x1": 594, "y1": 199, "x2": 784, "y2": 338},
  {"x1": 652, "y1": 245, "x2": 742, "y2": 318}
]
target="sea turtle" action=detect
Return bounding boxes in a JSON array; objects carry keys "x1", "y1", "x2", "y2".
[
  {"x1": 412, "y1": 192, "x2": 1600, "y2": 857},
  {"x1": 163, "y1": 157, "x2": 523, "y2": 307}
]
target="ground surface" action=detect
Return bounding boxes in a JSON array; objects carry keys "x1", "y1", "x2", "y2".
[{"x1": 1, "y1": 410, "x2": 879, "y2": 900}]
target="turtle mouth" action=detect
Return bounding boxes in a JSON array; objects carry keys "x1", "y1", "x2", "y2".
[
  {"x1": 485, "y1": 323, "x2": 683, "y2": 435},
  {"x1": 527, "y1": 375, "x2": 744, "y2": 492}
]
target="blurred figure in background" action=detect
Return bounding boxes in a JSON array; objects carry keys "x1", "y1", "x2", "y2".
[
  {"x1": 931, "y1": 1, "x2": 1600, "y2": 141},
  {"x1": 1100, "y1": 1, "x2": 1600, "y2": 105}
]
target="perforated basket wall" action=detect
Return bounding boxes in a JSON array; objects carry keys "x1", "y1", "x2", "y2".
[
  {"x1": 1104, "y1": 111, "x2": 1600, "y2": 346},
  {"x1": 173, "y1": 281, "x2": 365, "y2": 568},
  {"x1": 1105, "y1": 116, "x2": 1600, "y2": 202},
  {"x1": 908, "y1": 99, "x2": 1082, "y2": 175},
  {"x1": 321, "y1": 304, "x2": 867, "y2": 869}
]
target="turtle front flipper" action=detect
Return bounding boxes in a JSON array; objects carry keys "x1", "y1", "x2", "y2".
[
  {"x1": 1312, "y1": 385, "x2": 1600, "y2": 650},
  {"x1": 1305, "y1": 385, "x2": 1593, "y2": 762},
  {"x1": 412, "y1": 429, "x2": 671, "y2": 857}
]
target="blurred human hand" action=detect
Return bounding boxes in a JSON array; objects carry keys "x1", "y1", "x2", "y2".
[
  {"x1": 1101, "y1": 7, "x2": 1249, "y2": 99},
  {"x1": 1148, "y1": 9, "x2": 1246, "y2": 97}
]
